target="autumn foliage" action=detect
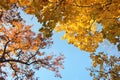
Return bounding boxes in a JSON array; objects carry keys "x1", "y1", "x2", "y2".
[
  {"x1": 0, "y1": 5, "x2": 64, "y2": 79},
  {"x1": 89, "y1": 52, "x2": 120, "y2": 80},
  {"x1": 0, "y1": 0, "x2": 120, "y2": 52},
  {"x1": 0, "y1": 21, "x2": 64, "y2": 79},
  {"x1": 0, "y1": 0, "x2": 120, "y2": 80}
]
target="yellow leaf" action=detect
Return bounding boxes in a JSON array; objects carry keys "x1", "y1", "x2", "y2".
[
  {"x1": 19, "y1": 0, "x2": 33, "y2": 6},
  {"x1": 0, "y1": 26, "x2": 5, "y2": 32},
  {"x1": 25, "y1": 7, "x2": 35, "y2": 14},
  {"x1": 10, "y1": 0, "x2": 17, "y2": 4}
]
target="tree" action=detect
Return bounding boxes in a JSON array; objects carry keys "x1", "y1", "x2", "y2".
[
  {"x1": 1, "y1": 0, "x2": 119, "y2": 52},
  {"x1": 0, "y1": 0, "x2": 119, "y2": 80},
  {"x1": 0, "y1": 5, "x2": 64, "y2": 79},
  {"x1": 89, "y1": 52, "x2": 120, "y2": 80},
  {"x1": 0, "y1": 0, "x2": 119, "y2": 52}
]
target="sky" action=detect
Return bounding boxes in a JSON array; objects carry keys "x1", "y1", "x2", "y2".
[
  {"x1": 20, "y1": 10, "x2": 93, "y2": 80},
  {"x1": 19, "y1": 9, "x2": 119, "y2": 80}
]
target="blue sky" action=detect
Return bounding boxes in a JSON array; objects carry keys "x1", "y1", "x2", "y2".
[
  {"x1": 37, "y1": 31, "x2": 93, "y2": 80},
  {"x1": 20, "y1": 11, "x2": 92, "y2": 80},
  {"x1": 20, "y1": 10, "x2": 119, "y2": 80}
]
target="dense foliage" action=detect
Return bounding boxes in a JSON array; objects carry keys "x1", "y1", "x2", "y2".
[
  {"x1": 0, "y1": 3, "x2": 64, "y2": 79},
  {"x1": 0, "y1": 0, "x2": 119, "y2": 80}
]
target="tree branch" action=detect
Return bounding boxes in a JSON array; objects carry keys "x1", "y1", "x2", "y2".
[
  {"x1": 0, "y1": 59, "x2": 30, "y2": 65},
  {"x1": 17, "y1": 50, "x2": 22, "y2": 60},
  {"x1": 1, "y1": 40, "x2": 10, "y2": 59},
  {"x1": 9, "y1": 62, "x2": 19, "y2": 79},
  {"x1": 27, "y1": 52, "x2": 38, "y2": 62}
]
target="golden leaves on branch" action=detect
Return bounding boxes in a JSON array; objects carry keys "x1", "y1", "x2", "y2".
[
  {"x1": 0, "y1": 26, "x2": 5, "y2": 32},
  {"x1": 10, "y1": 0, "x2": 17, "y2": 4},
  {"x1": 55, "y1": 20, "x2": 103, "y2": 52},
  {"x1": 25, "y1": 7, "x2": 35, "y2": 14},
  {"x1": 90, "y1": 52, "x2": 120, "y2": 80},
  {"x1": 0, "y1": 0, "x2": 120, "y2": 40},
  {"x1": 19, "y1": 0, "x2": 33, "y2": 6}
]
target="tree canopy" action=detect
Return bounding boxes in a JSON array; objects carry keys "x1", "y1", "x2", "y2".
[
  {"x1": 0, "y1": 0, "x2": 120, "y2": 52},
  {"x1": 0, "y1": 0, "x2": 120, "y2": 80},
  {"x1": 0, "y1": 4, "x2": 64, "y2": 79}
]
